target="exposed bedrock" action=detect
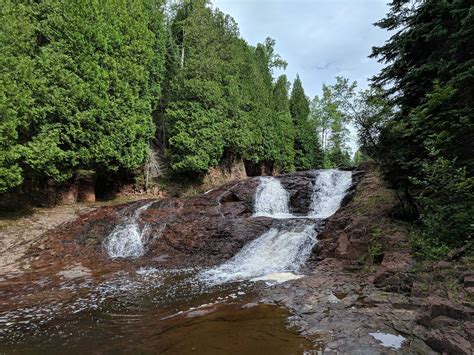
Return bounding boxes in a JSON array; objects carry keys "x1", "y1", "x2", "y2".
[{"x1": 35, "y1": 172, "x2": 332, "y2": 270}]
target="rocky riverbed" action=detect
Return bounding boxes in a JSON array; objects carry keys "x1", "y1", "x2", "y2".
[
  {"x1": 0, "y1": 165, "x2": 472, "y2": 354},
  {"x1": 262, "y1": 166, "x2": 473, "y2": 354}
]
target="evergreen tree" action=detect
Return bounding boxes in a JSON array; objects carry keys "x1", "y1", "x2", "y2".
[
  {"x1": 253, "y1": 42, "x2": 279, "y2": 167},
  {"x1": 1, "y1": 0, "x2": 321, "y2": 196},
  {"x1": 273, "y1": 75, "x2": 295, "y2": 171},
  {"x1": 369, "y1": 0, "x2": 474, "y2": 251},
  {"x1": 290, "y1": 75, "x2": 322, "y2": 170},
  {"x1": 164, "y1": 2, "x2": 292, "y2": 175},
  {"x1": 165, "y1": 0, "x2": 228, "y2": 174},
  {"x1": 0, "y1": 0, "x2": 166, "y2": 191},
  {"x1": 0, "y1": 1, "x2": 38, "y2": 191},
  {"x1": 371, "y1": 0, "x2": 473, "y2": 184}
]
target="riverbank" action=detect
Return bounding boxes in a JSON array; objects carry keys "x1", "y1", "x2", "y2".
[
  {"x1": 263, "y1": 164, "x2": 473, "y2": 354},
  {"x1": 0, "y1": 160, "x2": 248, "y2": 279},
  {"x1": 0, "y1": 205, "x2": 96, "y2": 278}
]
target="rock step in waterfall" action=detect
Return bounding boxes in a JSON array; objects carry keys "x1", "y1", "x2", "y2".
[{"x1": 200, "y1": 169, "x2": 352, "y2": 284}]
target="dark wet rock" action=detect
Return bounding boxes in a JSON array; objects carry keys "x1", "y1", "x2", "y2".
[
  {"x1": 33, "y1": 172, "x2": 323, "y2": 270},
  {"x1": 464, "y1": 275, "x2": 474, "y2": 288},
  {"x1": 262, "y1": 261, "x2": 423, "y2": 354},
  {"x1": 278, "y1": 171, "x2": 316, "y2": 215},
  {"x1": 411, "y1": 282, "x2": 430, "y2": 298},
  {"x1": 340, "y1": 169, "x2": 364, "y2": 208},
  {"x1": 372, "y1": 252, "x2": 415, "y2": 294},
  {"x1": 413, "y1": 297, "x2": 474, "y2": 354},
  {"x1": 426, "y1": 329, "x2": 473, "y2": 355}
]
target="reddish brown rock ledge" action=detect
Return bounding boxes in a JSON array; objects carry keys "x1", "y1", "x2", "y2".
[{"x1": 263, "y1": 163, "x2": 473, "y2": 354}]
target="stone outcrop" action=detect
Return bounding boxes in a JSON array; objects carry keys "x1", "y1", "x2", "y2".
[
  {"x1": 34, "y1": 172, "x2": 324, "y2": 270},
  {"x1": 264, "y1": 163, "x2": 473, "y2": 354},
  {"x1": 417, "y1": 297, "x2": 474, "y2": 354},
  {"x1": 4, "y1": 163, "x2": 472, "y2": 354}
]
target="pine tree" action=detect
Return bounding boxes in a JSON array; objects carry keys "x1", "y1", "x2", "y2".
[
  {"x1": 290, "y1": 75, "x2": 322, "y2": 170},
  {"x1": 369, "y1": 0, "x2": 474, "y2": 251},
  {"x1": 165, "y1": 0, "x2": 227, "y2": 174},
  {"x1": 0, "y1": 1, "x2": 38, "y2": 191},
  {"x1": 273, "y1": 75, "x2": 295, "y2": 171},
  {"x1": 371, "y1": 0, "x2": 474, "y2": 183}
]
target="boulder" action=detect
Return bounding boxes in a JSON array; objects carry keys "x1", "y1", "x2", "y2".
[{"x1": 426, "y1": 329, "x2": 472, "y2": 355}]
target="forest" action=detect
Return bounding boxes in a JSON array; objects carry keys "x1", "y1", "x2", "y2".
[
  {"x1": 1, "y1": 0, "x2": 473, "y2": 258},
  {"x1": 1, "y1": 0, "x2": 354, "y2": 195}
]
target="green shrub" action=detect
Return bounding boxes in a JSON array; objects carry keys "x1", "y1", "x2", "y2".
[{"x1": 410, "y1": 156, "x2": 473, "y2": 258}]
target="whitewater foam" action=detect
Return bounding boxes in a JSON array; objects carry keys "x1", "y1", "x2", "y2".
[
  {"x1": 199, "y1": 225, "x2": 316, "y2": 285},
  {"x1": 104, "y1": 202, "x2": 153, "y2": 259},
  {"x1": 253, "y1": 177, "x2": 291, "y2": 217},
  {"x1": 310, "y1": 169, "x2": 352, "y2": 218}
]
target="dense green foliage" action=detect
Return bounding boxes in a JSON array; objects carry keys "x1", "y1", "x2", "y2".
[
  {"x1": 290, "y1": 76, "x2": 323, "y2": 170},
  {"x1": 1, "y1": 0, "x2": 165, "y2": 192},
  {"x1": 273, "y1": 75, "x2": 296, "y2": 171},
  {"x1": 163, "y1": 1, "x2": 293, "y2": 175},
  {"x1": 366, "y1": 0, "x2": 474, "y2": 255},
  {"x1": 162, "y1": 1, "x2": 320, "y2": 175},
  {"x1": 0, "y1": 0, "x2": 339, "y2": 197}
]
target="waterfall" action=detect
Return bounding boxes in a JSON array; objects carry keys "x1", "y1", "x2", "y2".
[
  {"x1": 104, "y1": 202, "x2": 153, "y2": 259},
  {"x1": 200, "y1": 169, "x2": 353, "y2": 284},
  {"x1": 310, "y1": 169, "x2": 352, "y2": 218},
  {"x1": 199, "y1": 225, "x2": 316, "y2": 284},
  {"x1": 253, "y1": 177, "x2": 291, "y2": 218}
]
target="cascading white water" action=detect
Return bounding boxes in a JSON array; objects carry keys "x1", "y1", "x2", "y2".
[
  {"x1": 309, "y1": 169, "x2": 352, "y2": 218},
  {"x1": 199, "y1": 225, "x2": 316, "y2": 284},
  {"x1": 104, "y1": 202, "x2": 153, "y2": 259},
  {"x1": 200, "y1": 169, "x2": 353, "y2": 285},
  {"x1": 253, "y1": 177, "x2": 291, "y2": 218}
]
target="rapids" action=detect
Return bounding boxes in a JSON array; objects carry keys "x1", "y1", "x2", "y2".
[
  {"x1": 104, "y1": 202, "x2": 153, "y2": 258},
  {"x1": 253, "y1": 176, "x2": 292, "y2": 218}
]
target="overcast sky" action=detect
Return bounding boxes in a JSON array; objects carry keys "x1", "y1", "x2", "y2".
[{"x1": 212, "y1": 0, "x2": 390, "y2": 99}]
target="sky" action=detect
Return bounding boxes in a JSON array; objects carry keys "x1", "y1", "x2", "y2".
[{"x1": 212, "y1": 0, "x2": 391, "y2": 99}]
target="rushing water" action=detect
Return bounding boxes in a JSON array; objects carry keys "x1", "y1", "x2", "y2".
[
  {"x1": 310, "y1": 169, "x2": 352, "y2": 218},
  {"x1": 200, "y1": 169, "x2": 352, "y2": 284},
  {"x1": 253, "y1": 177, "x2": 291, "y2": 218},
  {"x1": 200, "y1": 225, "x2": 316, "y2": 284},
  {"x1": 1, "y1": 169, "x2": 353, "y2": 353},
  {"x1": 104, "y1": 201, "x2": 153, "y2": 258}
]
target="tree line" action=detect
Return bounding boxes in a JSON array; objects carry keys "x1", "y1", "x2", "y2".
[{"x1": 0, "y1": 0, "x2": 357, "y2": 196}]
